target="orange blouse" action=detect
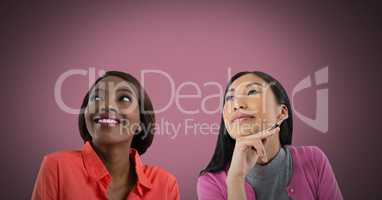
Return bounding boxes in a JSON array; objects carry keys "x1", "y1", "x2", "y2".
[{"x1": 32, "y1": 142, "x2": 180, "y2": 200}]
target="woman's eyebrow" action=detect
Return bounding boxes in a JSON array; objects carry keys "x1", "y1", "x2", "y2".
[
  {"x1": 91, "y1": 87, "x2": 135, "y2": 95},
  {"x1": 228, "y1": 81, "x2": 263, "y2": 92},
  {"x1": 116, "y1": 87, "x2": 134, "y2": 94},
  {"x1": 245, "y1": 81, "x2": 263, "y2": 88},
  {"x1": 92, "y1": 88, "x2": 104, "y2": 93}
]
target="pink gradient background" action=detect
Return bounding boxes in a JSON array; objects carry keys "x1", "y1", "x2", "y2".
[{"x1": 1, "y1": 0, "x2": 381, "y2": 199}]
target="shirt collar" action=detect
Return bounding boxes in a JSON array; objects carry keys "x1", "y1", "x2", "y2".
[{"x1": 81, "y1": 141, "x2": 153, "y2": 195}]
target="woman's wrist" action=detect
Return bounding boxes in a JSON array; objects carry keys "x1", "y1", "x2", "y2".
[
  {"x1": 226, "y1": 172, "x2": 246, "y2": 185},
  {"x1": 226, "y1": 175, "x2": 247, "y2": 200}
]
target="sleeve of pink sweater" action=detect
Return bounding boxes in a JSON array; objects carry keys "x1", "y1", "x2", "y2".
[
  {"x1": 310, "y1": 146, "x2": 343, "y2": 200},
  {"x1": 197, "y1": 172, "x2": 226, "y2": 200}
]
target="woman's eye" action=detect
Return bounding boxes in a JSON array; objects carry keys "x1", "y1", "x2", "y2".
[
  {"x1": 91, "y1": 95, "x2": 102, "y2": 101},
  {"x1": 119, "y1": 95, "x2": 132, "y2": 103},
  {"x1": 248, "y1": 89, "x2": 258, "y2": 95},
  {"x1": 225, "y1": 95, "x2": 234, "y2": 101}
]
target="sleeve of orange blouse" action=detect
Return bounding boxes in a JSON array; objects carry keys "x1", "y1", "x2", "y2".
[
  {"x1": 31, "y1": 155, "x2": 59, "y2": 200},
  {"x1": 312, "y1": 147, "x2": 344, "y2": 200},
  {"x1": 167, "y1": 175, "x2": 180, "y2": 200},
  {"x1": 197, "y1": 173, "x2": 225, "y2": 200}
]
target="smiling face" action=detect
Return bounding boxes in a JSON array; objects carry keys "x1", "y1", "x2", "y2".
[
  {"x1": 84, "y1": 76, "x2": 141, "y2": 145},
  {"x1": 223, "y1": 74, "x2": 288, "y2": 140}
]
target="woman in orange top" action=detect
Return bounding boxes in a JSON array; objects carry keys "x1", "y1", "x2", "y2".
[{"x1": 32, "y1": 71, "x2": 180, "y2": 200}]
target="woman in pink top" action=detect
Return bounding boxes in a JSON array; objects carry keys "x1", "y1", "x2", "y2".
[{"x1": 197, "y1": 71, "x2": 343, "y2": 200}]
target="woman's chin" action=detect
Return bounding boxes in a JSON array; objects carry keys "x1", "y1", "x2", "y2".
[
  {"x1": 256, "y1": 159, "x2": 269, "y2": 166},
  {"x1": 229, "y1": 124, "x2": 260, "y2": 137},
  {"x1": 232, "y1": 128, "x2": 260, "y2": 138},
  {"x1": 92, "y1": 130, "x2": 133, "y2": 145}
]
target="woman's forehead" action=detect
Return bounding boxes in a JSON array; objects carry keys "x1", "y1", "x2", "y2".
[
  {"x1": 229, "y1": 74, "x2": 266, "y2": 90},
  {"x1": 92, "y1": 76, "x2": 138, "y2": 93}
]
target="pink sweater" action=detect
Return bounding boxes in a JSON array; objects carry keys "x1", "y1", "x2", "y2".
[{"x1": 197, "y1": 146, "x2": 343, "y2": 200}]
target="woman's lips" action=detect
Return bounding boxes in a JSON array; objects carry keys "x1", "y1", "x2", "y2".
[
  {"x1": 94, "y1": 118, "x2": 120, "y2": 128},
  {"x1": 95, "y1": 118, "x2": 119, "y2": 124},
  {"x1": 93, "y1": 112, "x2": 121, "y2": 127},
  {"x1": 233, "y1": 117, "x2": 255, "y2": 123},
  {"x1": 231, "y1": 113, "x2": 256, "y2": 123}
]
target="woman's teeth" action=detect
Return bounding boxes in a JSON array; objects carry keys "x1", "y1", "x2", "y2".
[{"x1": 97, "y1": 119, "x2": 118, "y2": 124}]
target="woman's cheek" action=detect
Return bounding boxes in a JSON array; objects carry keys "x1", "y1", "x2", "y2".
[
  {"x1": 84, "y1": 117, "x2": 95, "y2": 137},
  {"x1": 86, "y1": 102, "x2": 97, "y2": 115},
  {"x1": 120, "y1": 111, "x2": 141, "y2": 133},
  {"x1": 122, "y1": 102, "x2": 139, "y2": 114}
]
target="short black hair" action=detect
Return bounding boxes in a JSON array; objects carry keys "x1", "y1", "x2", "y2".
[
  {"x1": 78, "y1": 71, "x2": 155, "y2": 155},
  {"x1": 200, "y1": 71, "x2": 293, "y2": 174}
]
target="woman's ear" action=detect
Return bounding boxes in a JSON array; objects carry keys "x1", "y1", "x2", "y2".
[
  {"x1": 279, "y1": 104, "x2": 289, "y2": 121},
  {"x1": 135, "y1": 125, "x2": 142, "y2": 134}
]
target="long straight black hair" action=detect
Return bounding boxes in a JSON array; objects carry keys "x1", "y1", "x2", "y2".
[{"x1": 200, "y1": 71, "x2": 293, "y2": 175}]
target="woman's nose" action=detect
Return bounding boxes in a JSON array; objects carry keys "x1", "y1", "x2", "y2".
[
  {"x1": 96, "y1": 101, "x2": 118, "y2": 114},
  {"x1": 100, "y1": 107, "x2": 118, "y2": 114},
  {"x1": 233, "y1": 98, "x2": 248, "y2": 111},
  {"x1": 96, "y1": 94, "x2": 118, "y2": 113}
]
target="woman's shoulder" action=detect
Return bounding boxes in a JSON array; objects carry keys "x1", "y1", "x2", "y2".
[
  {"x1": 40, "y1": 149, "x2": 83, "y2": 167},
  {"x1": 197, "y1": 170, "x2": 228, "y2": 199},
  {"x1": 287, "y1": 145, "x2": 327, "y2": 159},
  {"x1": 197, "y1": 170, "x2": 227, "y2": 186},
  {"x1": 141, "y1": 165, "x2": 178, "y2": 184},
  {"x1": 45, "y1": 149, "x2": 82, "y2": 159},
  {"x1": 287, "y1": 145, "x2": 331, "y2": 168}
]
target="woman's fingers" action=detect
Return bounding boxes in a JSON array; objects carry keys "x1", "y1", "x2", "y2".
[
  {"x1": 253, "y1": 139, "x2": 266, "y2": 160},
  {"x1": 238, "y1": 127, "x2": 280, "y2": 142},
  {"x1": 239, "y1": 139, "x2": 266, "y2": 159},
  {"x1": 235, "y1": 127, "x2": 280, "y2": 164},
  {"x1": 236, "y1": 127, "x2": 280, "y2": 162}
]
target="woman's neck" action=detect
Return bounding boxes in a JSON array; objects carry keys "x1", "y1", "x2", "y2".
[
  {"x1": 92, "y1": 141, "x2": 133, "y2": 181},
  {"x1": 259, "y1": 135, "x2": 281, "y2": 165}
]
